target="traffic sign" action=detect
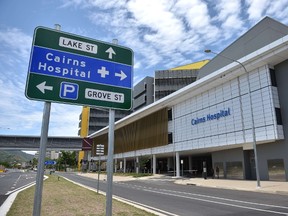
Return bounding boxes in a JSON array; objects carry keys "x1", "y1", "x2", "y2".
[
  {"x1": 25, "y1": 26, "x2": 133, "y2": 110},
  {"x1": 96, "y1": 144, "x2": 105, "y2": 156},
  {"x1": 44, "y1": 160, "x2": 56, "y2": 165},
  {"x1": 82, "y1": 137, "x2": 93, "y2": 150}
]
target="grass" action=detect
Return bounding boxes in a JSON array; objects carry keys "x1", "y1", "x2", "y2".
[{"x1": 7, "y1": 175, "x2": 156, "y2": 216}]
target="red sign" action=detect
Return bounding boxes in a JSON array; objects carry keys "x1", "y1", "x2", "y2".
[{"x1": 82, "y1": 138, "x2": 93, "y2": 150}]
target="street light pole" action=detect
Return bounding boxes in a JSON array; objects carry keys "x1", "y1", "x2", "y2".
[{"x1": 204, "y1": 49, "x2": 261, "y2": 188}]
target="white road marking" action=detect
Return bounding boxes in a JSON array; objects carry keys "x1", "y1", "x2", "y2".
[
  {"x1": 145, "y1": 189, "x2": 288, "y2": 215},
  {"x1": 117, "y1": 182, "x2": 288, "y2": 215}
]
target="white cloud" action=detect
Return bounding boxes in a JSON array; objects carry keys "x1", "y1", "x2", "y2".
[
  {"x1": 215, "y1": 0, "x2": 241, "y2": 21},
  {"x1": 60, "y1": 0, "x2": 126, "y2": 10},
  {"x1": 0, "y1": 75, "x2": 43, "y2": 134},
  {"x1": 49, "y1": 104, "x2": 82, "y2": 136},
  {"x1": 87, "y1": 0, "x2": 126, "y2": 10},
  {"x1": 266, "y1": 0, "x2": 288, "y2": 23},
  {"x1": 125, "y1": 0, "x2": 186, "y2": 67},
  {"x1": 78, "y1": 0, "x2": 288, "y2": 73},
  {"x1": 246, "y1": 0, "x2": 270, "y2": 22},
  {"x1": 0, "y1": 28, "x2": 35, "y2": 133},
  {"x1": 133, "y1": 61, "x2": 142, "y2": 70},
  {"x1": 213, "y1": 0, "x2": 244, "y2": 40},
  {"x1": 0, "y1": 28, "x2": 81, "y2": 136},
  {"x1": 173, "y1": 0, "x2": 211, "y2": 30},
  {"x1": 59, "y1": 0, "x2": 86, "y2": 8},
  {"x1": 2, "y1": 0, "x2": 288, "y2": 137},
  {"x1": 72, "y1": 0, "x2": 259, "y2": 72},
  {"x1": 83, "y1": 0, "x2": 183, "y2": 70},
  {"x1": 0, "y1": 28, "x2": 32, "y2": 60}
]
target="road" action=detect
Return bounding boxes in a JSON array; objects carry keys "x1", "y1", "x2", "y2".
[
  {"x1": 59, "y1": 173, "x2": 288, "y2": 216},
  {"x1": 0, "y1": 170, "x2": 36, "y2": 206}
]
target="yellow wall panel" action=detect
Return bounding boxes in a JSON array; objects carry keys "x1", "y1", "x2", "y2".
[{"x1": 171, "y1": 60, "x2": 209, "y2": 70}]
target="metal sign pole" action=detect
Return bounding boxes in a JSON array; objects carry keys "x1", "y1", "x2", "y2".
[
  {"x1": 97, "y1": 155, "x2": 101, "y2": 193},
  {"x1": 105, "y1": 109, "x2": 115, "y2": 216},
  {"x1": 105, "y1": 39, "x2": 118, "y2": 216},
  {"x1": 33, "y1": 24, "x2": 60, "y2": 216},
  {"x1": 32, "y1": 102, "x2": 51, "y2": 216}
]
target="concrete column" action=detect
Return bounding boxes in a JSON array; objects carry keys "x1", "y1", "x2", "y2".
[
  {"x1": 136, "y1": 156, "x2": 139, "y2": 174},
  {"x1": 153, "y1": 154, "x2": 156, "y2": 175},
  {"x1": 119, "y1": 161, "x2": 123, "y2": 170},
  {"x1": 189, "y1": 156, "x2": 192, "y2": 171},
  {"x1": 167, "y1": 157, "x2": 173, "y2": 171},
  {"x1": 176, "y1": 152, "x2": 180, "y2": 177},
  {"x1": 123, "y1": 158, "x2": 126, "y2": 173}
]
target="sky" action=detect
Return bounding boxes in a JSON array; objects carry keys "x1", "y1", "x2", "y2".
[{"x1": 0, "y1": 0, "x2": 288, "y2": 138}]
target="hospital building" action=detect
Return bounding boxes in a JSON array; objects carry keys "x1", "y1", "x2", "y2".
[{"x1": 83, "y1": 17, "x2": 288, "y2": 181}]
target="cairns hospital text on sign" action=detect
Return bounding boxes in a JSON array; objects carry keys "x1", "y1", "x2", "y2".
[{"x1": 25, "y1": 26, "x2": 133, "y2": 110}]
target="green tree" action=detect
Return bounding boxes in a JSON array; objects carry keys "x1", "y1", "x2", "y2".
[
  {"x1": 139, "y1": 155, "x2": 150, "y2": 173},
  {"x1": 32, "y1": 158, "x2": 38, "y2": 167},
  {"x1": 0, "y1": 161, "x2": 10, "y2": 168},
  {"x1": 57, "y1": 151, "x2": 77, "y2": 171}
]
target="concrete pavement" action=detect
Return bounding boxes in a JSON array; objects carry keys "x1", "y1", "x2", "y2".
[
  {"x1": 174, "y1": 178, "x2": 288, "y2": 195},
  {"x1": 78, "y1": 172, "x2": 138, "y2": 182},
  {"x1": 79, "y1": 173, "x2": 288, "y2": 195}
]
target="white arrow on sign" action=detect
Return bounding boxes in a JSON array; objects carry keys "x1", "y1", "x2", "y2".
[
  {"x1": 105, "y1": 47, "x2": 116, "y2": 59},
  {"x1": 115, "y1": 70, "x2": 127, "y2": 81},
  {"x1": 37, "y1": 81, "x2": 53, "y2": 94}
]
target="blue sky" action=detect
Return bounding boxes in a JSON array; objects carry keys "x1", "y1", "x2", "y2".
[{"x1": 1, "y1": 0, "x2": 288, "y2": 137}]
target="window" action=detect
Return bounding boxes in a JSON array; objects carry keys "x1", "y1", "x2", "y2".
[
  {"x1": 168, "y1": 133, "x2": 173, "y2": 144},
  {"x1": 275, "y1": 108, "x2": 283, "y2": 125},
  {"x1": 168, "y1": 109, "x2": 172, "y2": 121},
  {"x1": 269, "y1": 68, "x2": 277, "y2": 87}
]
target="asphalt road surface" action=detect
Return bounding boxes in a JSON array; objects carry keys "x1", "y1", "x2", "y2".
[
  {"x1": 59, "y1": 173, "x2": 288, "y2": 216},
  {"x1": 0, "y1": 170, "x2": 36, "y2": 206}
]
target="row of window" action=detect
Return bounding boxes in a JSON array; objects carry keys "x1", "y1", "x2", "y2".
[
  {"x1": 270, "y1": 68, "x2": 282, "y2": 125},
  {"x1": 155, "y1": 77, "x2": 196, "y2": 86},
  {"x1": 155, "y1": 90, "x2": 175, "y2": 100},
  {"x1": 269, "y1": 68, "x2": 277, "y2": 87}
]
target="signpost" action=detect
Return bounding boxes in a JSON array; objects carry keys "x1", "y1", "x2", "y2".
[
  {"x1": 96, "y1": 144, "x2": 104, "y2": 193},
  {"x1": 44, "y1": 160, "x2": 57, "y2": 165},
  {"x1": 25, "y1": 26, "x2": 133, "y2": 110},
  {"x1": 26, "y1": 26, "x2": 133, "y2": 216}
]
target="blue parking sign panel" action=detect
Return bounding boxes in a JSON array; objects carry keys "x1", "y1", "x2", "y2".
[{"x1": 60, "y1": 82, "x2": 79, "y2": 100}]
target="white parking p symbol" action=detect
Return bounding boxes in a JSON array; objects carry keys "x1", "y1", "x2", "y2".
[
  {"x1": 63, "y1": 84, "x2": 75, "y2": 96},
  {"x1": 60, "y1": 82, "x2": 79, "y2": 100}
]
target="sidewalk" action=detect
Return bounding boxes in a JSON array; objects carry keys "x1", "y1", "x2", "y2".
[
  {"x1": 79, "y1": 173, "x2": 288, "y2": 195},
  {"x1": 174, "y1": 178, "x2": 288, "y2": 195}
]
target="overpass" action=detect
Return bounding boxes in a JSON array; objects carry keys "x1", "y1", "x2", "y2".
[{"x1": 0, "y1": 135, "x2": 82, "y2": 151}]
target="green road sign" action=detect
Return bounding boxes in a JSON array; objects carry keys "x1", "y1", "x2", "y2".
[{"x1": 25, "y1": 26, "x2": 133, "y2": 110}]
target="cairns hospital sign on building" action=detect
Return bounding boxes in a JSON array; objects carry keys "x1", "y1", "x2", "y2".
[{"x1": 191, "y1": 108, "x2": 231, "y2": 125}]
